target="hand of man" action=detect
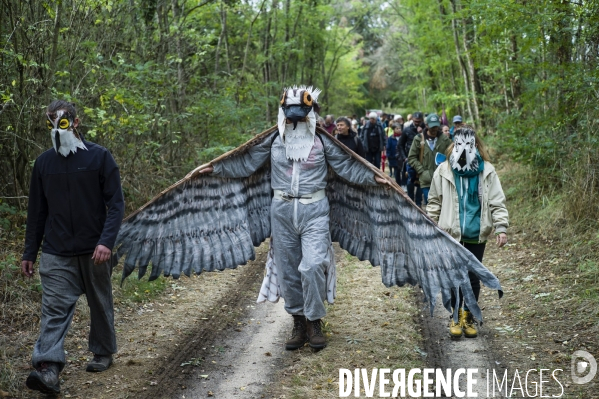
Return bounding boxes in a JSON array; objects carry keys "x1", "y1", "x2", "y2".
[
  {"x1": 375, "y1": 175, "x2": 391, "y2": 189},
  {"x1": 185, "y1": 164, "x2": 213, "y2": 179},
  {"x1": 496, "y1": 233, "x2": 508, "y2": 248},
  {"x1": 92, "y1": 244, "x2": 112, "y2": 265},
  {"x1": 21, "y1": 260, "x2": 35, "y2": 278}
]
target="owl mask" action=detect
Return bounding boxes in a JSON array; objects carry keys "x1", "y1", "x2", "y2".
[
  {"x1": 449, "y1": 126, "x2": 478, "y2": 172},
  {"x1": 277, "y1": 86, "x2": 321, "y2": 161},
  {"x1": 46, "y1": 110, "x2": 87, "y2": 157}
]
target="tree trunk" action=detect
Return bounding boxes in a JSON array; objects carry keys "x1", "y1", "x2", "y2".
[
  {"x1": 214, "y1": 1, "x2": 225, "y2": 89},
  {"x1": 549, "y1": 0, "x2": 573, "y2": 125},
  {"x1": 460, "y1": 14, "x2": 481, "y2": 128},
  {"x1": 171, "y1": 0, "x2": 185, "y2": 107},
  {"x1": 222, "y1": 6, "x2": 230, "y2": 74},
  {"x1": 449, "y1": 0, "x2": 474, "y2": 123},
  {"x1": 509, "y1": 34, "x2": 521, "y2": 110},
  {"x1": 240, "y1": 0, "x2": 267, "y2": 80},
  {"x1": 47, "y1": 1, "x2": 61, "y2": 99},
  {"x1": 262, "y1": 0, "x2": 277, "y2": 122},
  {"x1": 281, "y1": 0, "x2": 290, "y2": 82}
]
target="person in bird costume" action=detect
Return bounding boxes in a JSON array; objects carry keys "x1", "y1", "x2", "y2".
[
  {"x1": 115, "y1": 86, "x2": 503, "y2": 352},
  {"x1": 201, "y1": 86, "x2": 388, "y2": 349}
]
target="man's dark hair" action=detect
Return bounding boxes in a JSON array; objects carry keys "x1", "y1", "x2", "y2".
[
  {"x1": 47, "y1": 100, "x2": 77, "y2": 118},
  {"x1": 336, "y1": 117, "x2": 352, "y2": 130}
]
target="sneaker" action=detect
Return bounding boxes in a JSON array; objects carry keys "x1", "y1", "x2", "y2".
[
  {"x1": 26, "y1": 362, "x2": 61, "y2": 394},
  {"x1": 86, "y1": 354, "x2": 113, "y2": 372},
  {"x1": 285, "y1": 315, "x2": 308, "y2": 350},
  {"x1": 462, "y1": 310, "x2": 478, "y2": 338},
  {"x1": 306, "y1": 319, "x2": 327, "y2": 349}
]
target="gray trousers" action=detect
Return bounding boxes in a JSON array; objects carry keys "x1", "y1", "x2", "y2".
[
  {"x1": 271, "y1": 198, "x2": 330, "y2": 321},
  {"x1": 32, "y1": 253, "x2": 117, "y2": 371}
]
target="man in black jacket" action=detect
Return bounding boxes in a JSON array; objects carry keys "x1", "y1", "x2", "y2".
[
  {"x1": 21, "y1": 100, "x2": 125, "y2": 395},
  {"x1": 335, "y1": 117, "x2": 365, "y2": 157},
  {"x1": 397, "y1": 111, "x2": 425, "y2": 206},
  {"x1": 360, "y1": 112, "x2": 386, "y2": 168}
]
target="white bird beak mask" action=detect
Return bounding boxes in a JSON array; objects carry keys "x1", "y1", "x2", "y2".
[
  {"x1": 277, "y1": 85, "x2": 321, "y2": 161},
  {"x1": 46, "y1": 110, "x2": 87, "y2": 157},
  {"x1": 449, "y1": 126, "x2": 478, "y2": 172}
]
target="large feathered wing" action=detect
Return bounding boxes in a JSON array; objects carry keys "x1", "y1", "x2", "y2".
[
  {"x1": 116, "y1": 125, "x2": 502, "y2": 323},
  {"x1": 115, "y1": 127, "x2": 277, "y2": 281},
  {"x1": 317, "y1": 128, "x2": 503, "y2": 323}
]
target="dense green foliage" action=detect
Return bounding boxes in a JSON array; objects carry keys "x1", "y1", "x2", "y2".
[
  {"x1": 2, "y1": 0, "x2": 599, "y2": 225},
  {"x1": 371, "y1": 0, "x2": 599, "y2": 226},
  {"x1": 0, "y1": 0, "x2": 371, "y2": 210}
]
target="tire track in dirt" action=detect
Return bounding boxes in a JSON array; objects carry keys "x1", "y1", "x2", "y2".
[
  {"x1": 135, "y1": 253, "x2": 268, "y2": 399},
  {"x1": 420, "y1": 292, "x2": 502, "y2": 397},
  {"x1": 179, "y1": 300, "x2": 289, "y2": 399}
]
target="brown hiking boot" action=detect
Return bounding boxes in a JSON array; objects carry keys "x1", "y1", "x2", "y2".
[
  {"x1": 285, "y1": 315, "x2": 308, "y2": 350},
  {"x1": 306, "y1": 318, "x2": 327, "y2": 349},
  {"x1": 26, "y1": 362, "x2": 61, "y2": 394}
]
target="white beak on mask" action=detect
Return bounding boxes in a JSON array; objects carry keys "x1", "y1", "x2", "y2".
[
  {"x1": 47, "y1": 110, "x2": 87, "y2": 157},
  {"x1": 277, "y1": 86, "x2": 321, "y2": 161}
]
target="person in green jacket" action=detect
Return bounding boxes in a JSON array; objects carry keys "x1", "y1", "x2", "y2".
[{"x1": 407, "y1": 113, "x2": 452, "y2": 205}]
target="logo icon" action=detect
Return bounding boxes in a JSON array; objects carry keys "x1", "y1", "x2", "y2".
[{"x1": 571, "y1": 350, "x2": 597, "y2": 385}]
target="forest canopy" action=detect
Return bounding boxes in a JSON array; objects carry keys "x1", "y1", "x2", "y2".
[{"x1": 2, "y1": 0, "x2": 599, "y2": 223}]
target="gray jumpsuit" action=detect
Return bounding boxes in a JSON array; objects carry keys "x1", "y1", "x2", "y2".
[{"x1": 212, "y1": 131, "x2": 377, "y2": 320}]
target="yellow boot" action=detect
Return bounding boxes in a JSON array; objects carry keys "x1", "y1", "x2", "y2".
[
  {"x1": 461, "y1": 310, "x2": 478, "y2": 338},
  {"x1": 449, "y1": 309, "x2": 464, "y2": 338}
]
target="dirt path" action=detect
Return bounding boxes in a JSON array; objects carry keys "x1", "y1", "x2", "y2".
[
  {"x1": 179, "y1": 301, "x2": 288, "y2": 399},
  {"x1": 9, "y1": 245, "x2": 269, "y2": 399},
  {"x1": 423, "y1": 232, "x2": 599, "y2": 398},
  {"x1": 421, "y1": 293, "x2": 499, "y2": 397},
  {"x1": 134, "y1": 259, "x2": 269, "y2": 399},
  {"x1": 6, "y1": 230, "x2": 598, "y2": 398}
]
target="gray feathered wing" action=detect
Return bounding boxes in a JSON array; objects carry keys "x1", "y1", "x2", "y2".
[
  {"x1": 116, "y1": 125, "x2": 502, "y2": 323},
  {"x1": 115, "y1": 127, "x2": 277, "y2": 281},
  {"x1": 320, "y1": 127, "x2": 502, "y2": 323}
]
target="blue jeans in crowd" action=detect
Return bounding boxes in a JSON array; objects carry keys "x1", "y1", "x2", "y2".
[
  {"x1": 395, "y1": 162, "x2": 407, "y2": 187},
  {"x1": 406, "y1": 164, "x2": 423, "y2": 207},
  {"x1": 422, "y1": 187, "x2": 430, "y2": 205}
]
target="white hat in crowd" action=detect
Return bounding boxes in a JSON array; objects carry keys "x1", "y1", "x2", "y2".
[
  {"x1": 368, "y1": 112, "x2": 377, "y2": 119},
  {"x1": 393, "y1": 115, "x2": 403, "y2": 121}
]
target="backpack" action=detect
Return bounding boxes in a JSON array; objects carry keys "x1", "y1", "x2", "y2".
[{"x1": 366, "y1": 124, "x2": 381, "y2": 152}]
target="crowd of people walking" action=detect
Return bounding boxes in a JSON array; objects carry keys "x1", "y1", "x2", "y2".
[
  {"x1": 326, "y1": 110, "x2": 463, "y2": 207},
  {"x1": 325, "y1": 109, "x2": 509, "y2": 339}
]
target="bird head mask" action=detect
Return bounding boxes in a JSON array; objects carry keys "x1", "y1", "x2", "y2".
[
  {"x1": 277, "y1": 86, "x2": 321, "y2": 161},
  {"x1": 46, "y1": 109, "x2": 87, "y2": 157},
  {"x1": 449, "y1": 125, "x2": 478, "y2": 172}
]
